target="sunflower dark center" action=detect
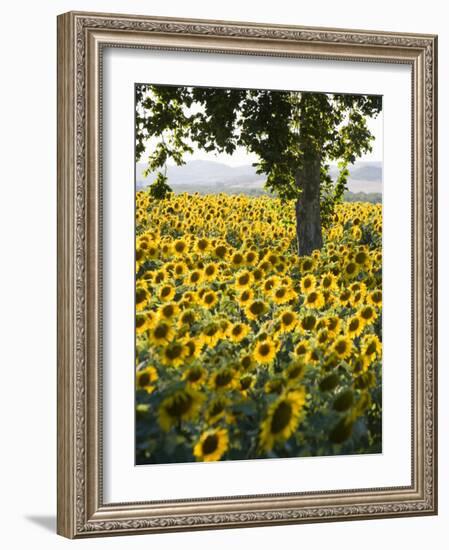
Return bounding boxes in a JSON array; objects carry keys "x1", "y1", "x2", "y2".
[
  {"x1": 136, "y1": 316, "x2": 146, "y2": 329},
  {"x1": 355, "y1": 252, "x2": 367, "y2": 264},
  {"x1": 259, "y1": 343, "x2": 271, "y2": 357},
  {"x1": 282, "y1": 313, "x2": 294, "y2": 325},
  {"x1": 215, "y1": 246, "x2": 226, "y2": 258},
  {"x1": 250, "y1": 301, "x2": 265, "y2": 315},
  {"x1": 210, "y1": 402, "x2": 225, "y2": 416},
  {"x1": 187, "y1": 368, "x2": 202, "y2": 382},
  {"x1": 160, "y1": 286, "x2": 171, "y2": 298},
  {"x1": 271, "y1": 401, "x2": 293, "y2": 434},
  {"x1": 205, "y1": 325, "x2": 219, "y2": 337},
  {"x1": 165, "y1": 393, "x2": 192, "y2": 417},
  {"x1": 138, "y1": 373, "x2": 150, "y2": 387},
  {"x1": 165, "y1": 344, "x2": 183, "y2": 360},
  {"x1": 215, "y1": 371, "x2": 232, "y2": 387},
  {"x1": 361, "y1": 307, "x2": 373, "y2": 320},
  {"x1": 162, "y1": 305, "x2": 175, "y2": 317},
  {"x1": 335, "y1": 341, "x2": 347, "y2": 354},
  {"x1": 366, "y1": 342, "x2": 377, "y2": 355},
  {"x1": 288, "y1": 366, "x2": 303, "y2": 379},
  {"x1": 136, "y1": 288, "x2": 147, "y2": 303},
  {"x1": 154, "y1": 324, "x2": 169, "y2": 338},
  {"x1": 202, "y1": 434, "x2": 219, "y2": 455},
  {"x1": 302, "y1": 316, "x2": 316, "y2": 331}
]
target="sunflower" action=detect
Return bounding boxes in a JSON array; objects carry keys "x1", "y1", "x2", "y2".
[
  {"x1": 160, "y1": 341, "x2": 187, "y2": 368},
  {"x1": 173, "y1": 262, "x2": 188, "y2": 279},
  {"x1": 240, "y1": 353, "x2": 255, "y2": 371},
  {"x1": 237, "y1": 288, "x2": 254, "y2": 307},
  {"x1": 301, "y1": 257, "x2": 315, "y2": 273},
  {"x1": 193, "y1": 428, "x2": 229, "y2": 462},
  {"x1": 271, "y1": 285, "x2": 294, "y2": 305},
  {"x1": 196, "y1": 237, "x2": 210, "y2": 254},
  {"x1": 298, "y1": 314, "x2": 317, "y2": 333},
  {"x1": 173, "y1": 238, "x2": 188, "y2": 256},
  {"x1": 203, "y1": 262, "x2": 218, "y2": 281},
  {"x1": 245, "y1": 250, "x2": 258, "y2": 265},
  {"x1": 154, "y1": 270, "x2": 167, "y2": 285},
  {"x1": 354, "y1": 248, "x2": 370, "y2": 268},
  {"x1": 158, "y1": 284, "x2": 176, "y2": 302},
  {"x1": 367, "y1": 289, "x2": 382, "y2": 308},
  {"x1": 206, "y1": 396, "x2": 232, "y2": 424},
  {"x1": 316, "y1": 328, "x2": 331, "y2": 347},
  {"x1": 320, "y1": 272, "x2": 338, "y2": 292},
  {"x1": 262, "y1": 276, "x2": 280, "y2": 295},
  {"x1": 284, "y1": 360, "x2": 306, "y2": 385},
  {"x1": 338, "y1": 288, "x2": 352, "y2": 308},
  {"x1": 361, "y1": 334, "x2": 382, "y2": 358},
  {"x1": 253, "y1": 339, "x2": 277, "y2": 364},
  {"x1": 300, "y1": 274, "x2": 316, "y2": 294},
  {"x1": 157, "y1": 302, "x2": 180, "y2": 323},
  {"x1": 245, "y1": 299, "x2": 268, "y2": 321},
  {"x1": 202, "y1": 290, "x2": 218, "y2": 309},
  {"x1": 259, "y1": 389, "x2": 306, "y2": 452},
  {"x1": 135, "y1": 285, "x2": 148, "y2": 311},
  {"x1": 294, "y1": 340, "x2": 309, "y2": 359},
  {"x1": 178, "y1": 309, "x2": 196, "y2": 329},
  {"x1": 264, "y1": 377, "x2": 285, "y2": 395},
  {"x1": 346, "y1": 315, "x2": 366, "y2": 338},
  {"x1": 303, "y1": 290, "x2": 325, "y2": 309},
  {"x1": 187, "y1": 269, "x2": 204, "y2": 286},
  {"x1": 230, "y1": 252, "x2": 245, "y2": 268},
  {"x1": 228, "y1": 322, "x2": 251, "y2": 343},
  {"x1": 136, "y1": 311, "x2": 156, "y2": 334},
  {"x1": 182, "y1": 336, "x2": 204, "y2": 360},
  {"x1": 136, "y1": 365, "x2": 158, "y2": 394},
  {"x1": 158, "y1": 387, "x2": 203, "y2": 431},
  {"x1": 342, "y1": 261, "x2": 360, "y2": 280},
  {"x1": 213, "y1": 243, "x2": 228, "y2": 259},
  {"x1": 332, "y1": 335, "x2": 353, "y2": 360},
  {"x1": 278, "y1": 309, "x2": 298, "y2": 332},
  {"x1": 202, "y1": 322, "x2": 223, "y2": 348},
  {"x1": 235, "y1": 269, "x2": 253, "y2": 290},
  {"x1": 182, "y1": 364, "x2": 206, "y2": 387},
  {"x1": 239, "y1": 374, "x2": 256, "y2": 397},
  {"x1": 210, "y1": 367, "x2": 237, "y2": 392},
  {"x1": 358, "y1": 305, "x2": 378, "y2": 325},
  {"x1": 149, "y1": 321, "x2": 174, "y2": 346}
]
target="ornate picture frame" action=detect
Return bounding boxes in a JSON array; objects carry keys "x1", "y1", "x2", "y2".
[{"x1": 57, "y1": 11, "x2": 437, "y2": 538}]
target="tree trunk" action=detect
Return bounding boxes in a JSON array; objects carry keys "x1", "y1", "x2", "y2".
[{"x1": 295, "y1": 153, "x2": 322, "y2": 256}]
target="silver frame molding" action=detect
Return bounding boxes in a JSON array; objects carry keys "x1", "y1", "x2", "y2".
[{"x1": 57, "y1": 11, "x2": 438, "y2": 538}]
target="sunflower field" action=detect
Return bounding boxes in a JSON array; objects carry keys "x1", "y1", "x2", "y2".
[{"x1": 135, "y1": 192, "x2": 382, "y2": 464}]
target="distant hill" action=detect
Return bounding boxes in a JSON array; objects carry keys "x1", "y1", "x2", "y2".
[{"x1": 136, "y1": 159, "x2": 382, "y2": 195}]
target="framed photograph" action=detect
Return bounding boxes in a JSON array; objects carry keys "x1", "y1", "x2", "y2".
[{"x1": 57, "y1": 11, "x2": 438, "y2": 538}]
